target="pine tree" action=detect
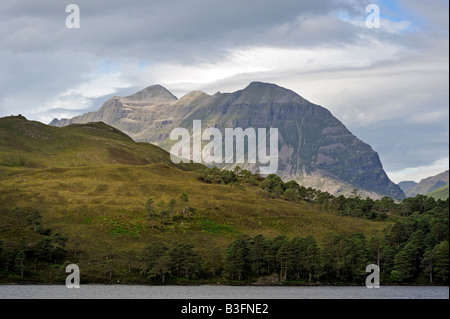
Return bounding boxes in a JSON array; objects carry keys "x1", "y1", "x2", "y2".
[
  {"x1": 433, "y1": 241, "x2": 449, "y2": 283},
  {"x1": 248, "y1": 235, "x2": 266, "y2": 275},
  {"x1": 25, "y1": 210, "x2": 42, "y2": 232},
  {"x1": 141, "y1": 242, "x2": 167, "y2": 276},
  {"x1": 180, "y1": 192, "x2": 189, "y2": 217},
  {"x1": 169, "y1": 243, "x2": 201, "y2": 279},
  {"x1": 15, "y1": 250, "x2": 26, "y2": 277},
  {"x1": 304, "y1": 236, "x2": 321, "y2": 282},
  {"x1": 224, "y1": 238, "x2": 249, "y2": 281},
  {"x1": 421, "y1": 249, "x2": 436, "y2": 283},
  {"x1": 391, "y1": 243, "x2": 416, "y2": 282},
  {"x1": 151, "y1": 255, "x2": 171, "y2": 283},
  {"x1": 204, "y1": 247, "x2": 224, "y2": 277},
  {"x1": 277, "y1": 241, "x2": 294, "y2": 281},
  {"x1": 145, "y1": 198, "x2": 155, "y2": 229}
]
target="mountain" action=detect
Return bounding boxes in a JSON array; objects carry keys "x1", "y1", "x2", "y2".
[
  {"x1": 50, "y1": 82, "x2": 405, "y2": 199},
  {"x1": 398, "y1": 181, "x2": 418, "y2": 194},
  {"x1": 0, "y1": 115, "x2": 389, "y2": 283},
  {"x1": 426, "y1": 185, "x2": 449, "y2": 200},
  {"x1": 0, "y1": 115, "x2": 200, "y2": 170},
  {"x1": 403, "y1": 170, "x2": 449, "y2": 197}
]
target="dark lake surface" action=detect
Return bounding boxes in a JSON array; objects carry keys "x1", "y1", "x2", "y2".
[{"x1": 0, "y1": 285, "x2": 448, "y2": 299}]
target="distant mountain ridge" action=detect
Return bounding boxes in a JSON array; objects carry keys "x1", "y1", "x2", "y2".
[
  {"x1": 398, "y1": 181, "x2": 418, "y2": 195},
  {"x1": 401, "y1": 170, "x2": 449, "y2": 197},
  {"x1": 50, "y1": 82, "x2": 406, "y2": 199}
]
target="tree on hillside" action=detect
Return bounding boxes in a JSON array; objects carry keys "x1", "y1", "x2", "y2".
[
  {"x1": 283, "y1": 189, "x2": 298, "y2": 202},
  {"x1": 179, "y1": 192, "x2": 189, "y2": 217},
  {"x1": 102, "y1": 258, "x2": 114, "y2": 279},
  {"x1": 156, "y1": 200, "x2": 170, "y2": 226},
  {"x1": 263, "y1": 236, "x2": 287, "y2": 275},
  {"x1": 204, "y1": 247, "x2": 224, "y2": 277},
  {"x1": 247, "y1": 235, "x2": 266, "y2": 276},
  {"x1": 277, "y1": 241, "x2": 294, "y2": 281},
  {"x1": 224, "y1": 237, "x2": 250, "y2": 281},
  {"x1": 422, "y1": 249, "x2": 436, "y2": 283},
  {"x1": 15, "y1": 250, "x2": 26, "y2": 277},
  {"x1": 322, "y1": 234, "x2": 350, "y2": 280},
  {"x1": 259, "y1": 174, "x2": 285, "y2": 198},
  {"x1": 288, "y1": 237, "x2": 307, "y2": 280},
  {"x1": 391, "y1": 243, "x2": 417, "y2": 282},
  {"x1": 368, "y1": 237, "x2": 383, "y2": 268},
  {"x1": 145, "y1": 198, "x2": 155, "y2": 229},
  {"x1": 141, "y1": 242, "x2": 168, "y2": 277},
  {"x1": 168, "y1": 199, "x2": 176, "y2": 222},
  {"x1": 433, "y1": 241, "x2": 449, "y2": 283},
  {"x1": 304, "y1": 236, "x2": 322, "y2": 282},
  {"x1": 150, "y1": 255, "x2": 171, "y2": 283},
  {"x1": 375, "y1": 197, "x2": 395, "y2": 213},
  {"x1": 123, "y1": 250, "x2": 137, "y2": 273},
  {"x1": 25, "y1": 210, "x2": 42, "y2": 232},
  {"x1": 347, "y1": 234, "x2": 369, "y2": 283},
  {"x1": 169, "y1": 243, "x2": 202, "y2": 279}
]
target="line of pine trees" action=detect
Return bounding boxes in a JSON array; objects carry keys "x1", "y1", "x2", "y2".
[
  {"x1": 222, "y1": 232, "x2": 448, "y2": 285},
  {"x1": 136, "y1": 195, "x2": 448, "y2": 285},
  {"x1": 221, "y1": 197, "x2": 449, "y2": 284},
  {"x1": 200, "y1": 167, "x2": 449, "y2": 221}
]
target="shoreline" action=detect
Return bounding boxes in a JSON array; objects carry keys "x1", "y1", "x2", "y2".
[{"x1": 1, "y1": 282, "x2": 447, "y2": 287}]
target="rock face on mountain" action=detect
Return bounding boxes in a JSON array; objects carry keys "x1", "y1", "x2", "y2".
[{"x1": 50, "y1": 82, "x2": 406, "y2": 199}]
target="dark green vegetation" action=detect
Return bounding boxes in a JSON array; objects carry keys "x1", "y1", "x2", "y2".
[
  {"x1": 222, "y1": 198, "x2": 449, "y2": 285},
  {"x1": 0, "y1": 116, "x2": 447, "y2": 285}
]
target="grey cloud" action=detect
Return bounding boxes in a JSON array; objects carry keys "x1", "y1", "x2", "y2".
[
  {"x1": 0, "y1": 0, "x2": 370, "y2": 61},
  {"x1": 0, "y1": 0, "x2": 448, "y2": 179},
  {"x1": 0, "y1": 0, "x2": 371, "y2": 117}
]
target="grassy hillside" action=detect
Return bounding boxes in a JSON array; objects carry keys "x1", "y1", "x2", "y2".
[
  {"x1": 426, "y1": 185, "x2": 449, "y2": 200},
  {"x1": 0, "y1": 115, "x2": 390, "y2": 284},
  {"x1": 0, "y1": 115, "x2": 198, "y2": 169}
]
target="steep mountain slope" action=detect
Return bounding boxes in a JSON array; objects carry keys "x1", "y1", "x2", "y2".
[
  {"x1": 50, "y1": 82, "x2": 405, "y2": 199},
  {"x1": 426, "y1": 185, "x2": 449, "y2": 200},
  {"x1": 406, "y1": 171, "x2": 449, "y2": 197}
]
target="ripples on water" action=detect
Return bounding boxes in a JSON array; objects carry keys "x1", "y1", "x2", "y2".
[{"x1": 0, "y1": 285, "x2": 448, "y2": 299}]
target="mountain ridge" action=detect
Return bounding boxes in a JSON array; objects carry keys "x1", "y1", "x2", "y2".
[
  {"x1": 0, "y1": 115, "x2": 201, "y2": 170},
  {"x1": 50, "y1": 82, "x2": 405, "y2": 199},
  {"x1": 403, "y1": 170, "x2": 449, "y2": 197},
  {"x1": 122, "y1": 84, "x2": 178, "y2": 104}
]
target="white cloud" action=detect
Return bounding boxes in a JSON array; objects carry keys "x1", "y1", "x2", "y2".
[
  {"x1": 407, "y1": 111, "x2": 449, "y2": 124},
  {"x1": 387, "y1": 157, "x2": 449, "y2": 183}
]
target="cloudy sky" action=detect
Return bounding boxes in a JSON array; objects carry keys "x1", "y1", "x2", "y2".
[{"x1": 0, "y1": 0, "x2": 448, "y2": 183}]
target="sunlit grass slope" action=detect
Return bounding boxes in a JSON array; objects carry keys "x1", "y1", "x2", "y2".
[{"x1": 0, "y1": 115, "x2": 388, "y2": 268}]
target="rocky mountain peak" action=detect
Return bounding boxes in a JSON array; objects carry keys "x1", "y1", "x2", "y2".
[
  {"x1": 237, "y1": 81, "x2": 306, "y2": 105},
  {"x1": 176, "y1": 91, "x2": 210, "y2": 106},
  {"x1": 48, "y1": 82, "x2": 406, "y2": 199},
  {"x1": 121, "y1": 85, "x2": 178, "y2": 104}
]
